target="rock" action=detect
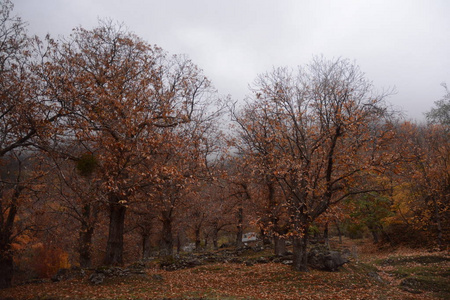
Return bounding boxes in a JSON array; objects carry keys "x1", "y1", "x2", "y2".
[
  {"x1": 367, "y1": 271, "x2": 384, "y2": 283},
  {"x1": 98, "y1": 267, "x2": 129, "y2": 277},
  {"x1": 307, "y1": 247, "x2": 348, "y2": 271},
  {"x1": 130, "y1": 269, "x2": 147, "y2": 275},
  {"x1": 51, "y1": 267, "x2": 85, "y2": 282},
  {"x1": 89, "y1": 272, "x2": 105, "y2": 285},
  {"x1": 251, "y1": 245, "x2": 264, "y2": 252},
  {"x1": 51, "y1": 268, "x2": 70, "y2": 282},
  {"x1": 324, "y1": 251, "x2": 348, "y2": 271},
  {"x1": 229, "y1": 257, "x2": 243, "y2": 264},
  {"x1": 256, "y1": 257, "x2": 269, "y2": 264},
  {"x1": 152, "y1": 274, "x2": 164, "y2": 281},
  {"x1": 400, "y1": 278, "x2": 423, "y2": 294},
  {"x1": 160, "y1": 255, "x2": 204, "y2": 271}
]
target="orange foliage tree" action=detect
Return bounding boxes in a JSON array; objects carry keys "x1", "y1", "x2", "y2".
[
  {"x1": 38, "y1": 21, "x2": 220, "y2": 265},
  {"x1": 233, "y1": 57, "x2": 397, "y2": 271},
  {"x1": 0, "y1": 0, "x2": 68, "y2": 288},
  {"x1": 390, "y1": 120, "x2": 449, "y2": 248}
]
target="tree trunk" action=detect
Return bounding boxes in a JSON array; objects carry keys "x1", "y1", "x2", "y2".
[
  {"x1": 78, "y1": 203, "x2": 95, "y2": 268},
  {"x1": 260, "y1": 226, "x2": 271, "y2": 245},
  {"x1": 432, "y1": 197, "x2": 444, "y2": 250},
  {"x1": 0, "y1": 185, "x2": 22, "y2": 288},
  {"x1": 103, "y1": 194, "x2": 126, "y2": 265},
  {"x1": 212, "y1": 223, "x2": 219, "y2": 250},
  {"x1": 204, "y1": 235, "x2": 208, "y2": 250},
  {"x1": 235, "y1": 207, "x2": 243, "y2": 248},
  {"x1": 160, "y1": 213, "x2": 173, "y2": 256},
  {"x1": 176, "y1": 232, "x2": 181, "y2": 254},
  {"x1": 381, "y1": 227, "x2": 392, "y2": 245},
  {"x1": 292, "y1": 231, "x2": 309, "y2": 272},
  {"x1": 368, "y1": 225, "x2": 379, "y2": 243},
  {"x1": 0, "y1": 252, "x2": 13, "y2": 289},
  {"x1": 324, "y1": 222, "x2": 330, "y2": 250},
  {"x1": 142, "y1": 232, "x2": 151, "y2": 260},
  {"x1": 334, "y1": 220, "x2": 342, "y2": 244},
  {"x1": 195, "y1": 227, "x2": 201, "y2": 251},
  {"x1": 79, "y1": 224, "x2": 94, "y2": 268},
  {"x1": 274, "y1": 235, "x2": 286, "y2": 256}
]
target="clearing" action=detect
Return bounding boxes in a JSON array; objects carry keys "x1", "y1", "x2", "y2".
[{"x1": 1, "y1": 238, "x2": 448, "y2": 300}]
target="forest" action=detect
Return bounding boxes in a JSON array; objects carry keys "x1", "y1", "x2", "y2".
[{"x1": 0, "y1": 0, "x2": 448, "y2": 298}]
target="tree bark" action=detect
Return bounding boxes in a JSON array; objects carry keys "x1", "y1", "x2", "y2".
[
  {"x1": 368, "y1": 225, "x2": 379, "y2": 243},
  {"x1": 79, "y1": 224, "x2": 94, "y2": 268},
  {"x1": 324, "y1": 222, "x2": 330, "y2": 250},
  {"x1": 103, "y1": 194, "x2": 126, "y2": 265},
  {"x1": 195, "y1": 227, "x2": 201, "y2": 251},
  {"x1": 159, "y1": 212, "x2": 173, "y2": 256},
  {"x1": 204, "y1": 235, "x2": 208, "y2": 250},
  {"x1": 142, "y1": 232, "x2": 151, "y2": 259},
  {"x1": 176, "y1": 232, "x2": 181, "y2": 254},
  {"x1": 274, "y1": 235, "x2": 287, "y2": 256},
  {"x1": 432, "y1": 197, "x2": 444, "y2": 249},
  {"x1": 212, "y1": 222, "x2": 219, "y2": 250},
  {"x1": 259, "y1": 226, "x2": 271, "y2": 245},
  {"x1": 235, "y1": 207, "x2": 244, "y2": 248},
  {"x1": 0, "y1": 252, "x2": 13, "y2": 289},
  {"x1": 292, "y1": 230, "x2": 309, "y2": 272},
  {"x1": 334, "y1": 220, "x2": 342, "y2": 244},
  {"x1": 78, "y1": 203, "x2": 96, "y2": 268},
  {"x1": 0, "y1": 185, "x2": 22, "y2": 288}
]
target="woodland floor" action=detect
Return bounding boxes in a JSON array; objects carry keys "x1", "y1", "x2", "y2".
[{"x1": 1, "y1": 238, "x2": 449, "y2": 300}]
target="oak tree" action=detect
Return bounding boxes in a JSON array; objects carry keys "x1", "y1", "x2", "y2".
[
  {"x1": 234, "y1": 57, "x2": 396, "y2": 271},
  {"x1": 39, "y1": 22, "x2": 219, "y2": 265}
]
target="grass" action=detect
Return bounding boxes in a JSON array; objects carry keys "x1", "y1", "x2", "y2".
[
  {"x1": 1, "y1": 238, "x2": 448, "y2": 299},
  {"x1": 372, "y1": 254, "x2": 450, "y2": 299}
]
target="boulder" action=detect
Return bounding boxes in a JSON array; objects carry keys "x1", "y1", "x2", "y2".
[
  {"x1": 89, "y1": 272, "x2": 105, "y2": 285},
  {"x1": 152, "y1": 274, "x2": 164, "y2": 281},
  {"x1": 51, "y1": 268, "x2": 70, "y2": 282},
  {"x1": 51, "y1": 267, "x2": 85, "y2": 282},
  {"x1": 307, "y1": 247, "x2": 348, "y2": 271}
]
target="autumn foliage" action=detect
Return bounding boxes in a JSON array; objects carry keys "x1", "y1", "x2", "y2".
[{"x1": 0, "y1": 0, "x2": 448, "y2": 292}]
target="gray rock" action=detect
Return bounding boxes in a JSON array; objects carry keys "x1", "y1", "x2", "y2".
[
  {"x1": 152, "y1": 274, "x2": 164, "y2": 281},
  {"x1": 367, "y1": 271, "x2": 384, "y2": 283},
  {"x1": 307, "y1": 247, "x2": 348, "y2": 271},
  {"x1": 51, "y1": 268, "x2": 70, "y2": 282},
  {"x1": 89, "y1": 272, "x2": 105, "y2": 285},
  {"x1": 245, "y1": 261, "x2": 254, "y2": 266}
]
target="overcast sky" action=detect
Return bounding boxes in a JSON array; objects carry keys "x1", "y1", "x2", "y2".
[{"x1": 13, "y1": 0, "x2": 450, "y2": 121}]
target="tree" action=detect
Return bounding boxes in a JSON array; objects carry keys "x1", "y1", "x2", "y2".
[
  {"x1": 345, "y1": 192, "x2": 393, "y2": 243},
  {"x1": 39, "y1": 21, "x2": 219, "y2": 265},
  {"x1": 0, "y1": 0, "x2": 63, "y2": 288},
  {"x1": 42, "y1": 152, "x2": 102, "y2": 268},
  {"x1": 230, "y1": 102, "x2": 289, "y2": 255},
  {"x1": 391, "y1": 121, "x2": 449, "y2": 248},
  {"x1": 234, "y1": 57, "x2": 396, "y2": 271},
  {"x1": 426, "y1": 83, "x2": 450, "y2": 127}
]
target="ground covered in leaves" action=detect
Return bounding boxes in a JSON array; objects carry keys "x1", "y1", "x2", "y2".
[{"x1": 1, "y1": 239, "x2": 449, "y2": 300}]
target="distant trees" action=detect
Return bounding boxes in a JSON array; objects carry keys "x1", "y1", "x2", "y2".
[
  {"x1": 388, "y1": 119, "x2": 449, "y2": 249},
  {"x1": 426, "y1": 83, "x2": 450, "y2": 127}
]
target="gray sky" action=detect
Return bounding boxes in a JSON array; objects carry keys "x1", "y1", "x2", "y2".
[{"x1": 13, "y1": 0, "x2": 450, "y2": 121}]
